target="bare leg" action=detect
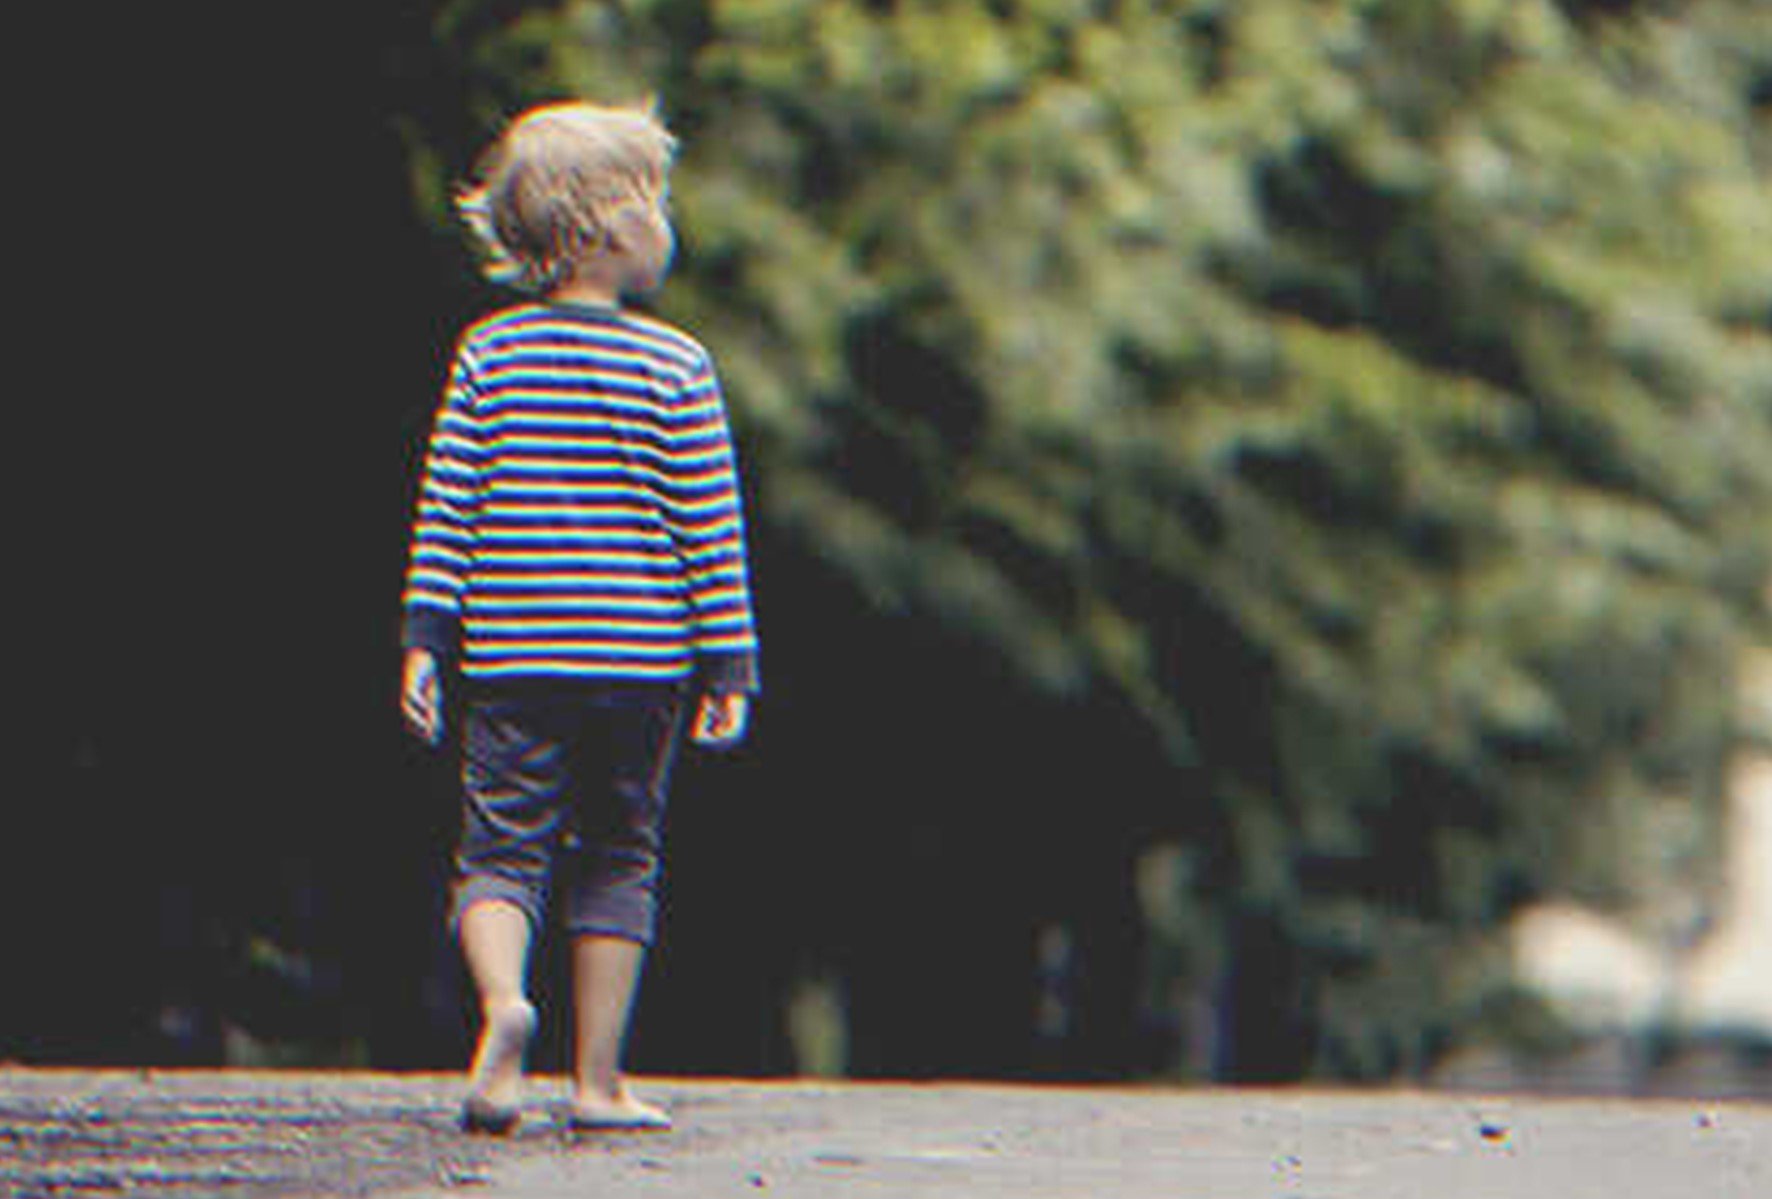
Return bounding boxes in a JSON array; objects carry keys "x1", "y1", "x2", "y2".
[
  {"x1": 569, "y1": 935, "x2": 670, "y2": 1129},
  {"x1": 459, "y1": 900, "x2": 537, "y2": 1126}
]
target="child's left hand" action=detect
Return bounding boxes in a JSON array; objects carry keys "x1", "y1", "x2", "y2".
[
  {"x1": 692, "y1": 693, "x2": 750, "y2": 750},
  {"x1": 402, "y1": 647, "x2": 443, "y2": 746}
]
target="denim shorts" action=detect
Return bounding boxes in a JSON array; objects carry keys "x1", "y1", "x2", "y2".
[{"x1": 450, "y1": 685, "x2": 687, "y2": 945}]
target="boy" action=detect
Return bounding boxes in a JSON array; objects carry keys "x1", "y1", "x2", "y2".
[{"x1": 399, "y1": 101, "x2": 760, "y2": 1134}]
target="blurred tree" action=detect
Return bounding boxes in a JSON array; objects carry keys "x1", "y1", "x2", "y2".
[{"x1": 390, "y1": 0, "x2": 1772, "y2": 1081}]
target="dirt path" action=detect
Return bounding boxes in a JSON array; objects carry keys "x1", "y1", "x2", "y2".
[{"x1": 3, "y1": 1068, "x2": 1767, "y2": 1198}]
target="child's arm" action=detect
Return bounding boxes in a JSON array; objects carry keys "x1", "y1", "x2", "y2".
[
  {"x1": 663, "y1": 350, "x2": 762, "y2": 734},
  {"x1": 400, "y1": 340, "x2": 485, "y2": 743}
]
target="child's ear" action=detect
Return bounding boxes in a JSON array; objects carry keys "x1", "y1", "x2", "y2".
[{"x1": 603, "y1": 206, "x2": 641, "y2": 251}]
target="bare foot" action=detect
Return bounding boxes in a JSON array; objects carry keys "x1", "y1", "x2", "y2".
[
  {"x1": 568, "y1": 1081, "x2": 672, "y2": 1131},
  {"x1": 465, "y1": 999, "x2": 536, "y2": 1119}
]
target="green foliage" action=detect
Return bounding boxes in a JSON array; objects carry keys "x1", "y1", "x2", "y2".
[{"x1": 400, "y1": 0, "x2": 1772, "y2": 1080}]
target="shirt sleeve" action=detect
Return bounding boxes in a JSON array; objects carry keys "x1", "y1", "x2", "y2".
[
  {"x1": 400, "y1": 344, "x2": 486, "y2": 661},
  {"x1": 662, "y1": 352, "x2": 761, "y2": 694}
]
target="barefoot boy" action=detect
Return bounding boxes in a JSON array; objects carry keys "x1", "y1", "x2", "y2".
[{"x1": 399, "y1": 101, "x2": 760, "y2": 1134}]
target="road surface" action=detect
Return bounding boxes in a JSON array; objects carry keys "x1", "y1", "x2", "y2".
[{"x1": 2, "y1": 1068, "x2": 1766, "y2": 1198}]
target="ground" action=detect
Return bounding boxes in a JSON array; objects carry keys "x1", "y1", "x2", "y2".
[{"x1": 2, "y1": 1068, "x2": 1767, "y2": 1198}]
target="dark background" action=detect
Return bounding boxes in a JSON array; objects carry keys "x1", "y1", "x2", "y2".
[{"x1": 13, "y1": 3, "x2": 1168, "y2": 1082}]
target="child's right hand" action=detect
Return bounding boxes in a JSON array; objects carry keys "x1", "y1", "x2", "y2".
[
  {"x1": 402, "y1": 647, "x2": 443, "y2": 745},
  {"x1": 692, "y1": 692, "x2": 750, "y2": 750}
]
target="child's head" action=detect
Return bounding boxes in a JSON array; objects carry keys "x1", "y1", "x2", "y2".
[{"x1": 457, "y1": 100, "x2": 678, "y2": 295}]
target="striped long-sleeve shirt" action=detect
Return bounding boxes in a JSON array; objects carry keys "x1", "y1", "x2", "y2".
[{"x1": 401, "y1": 301, "x2": 760, "y2": 693}]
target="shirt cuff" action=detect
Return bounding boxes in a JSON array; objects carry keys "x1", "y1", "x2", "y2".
[
  {"x1": 402, "y1": 606, "x2": 461, "y2": 663},
  {"x1": 696, "y1": 650, "x2": 760, "y2": 696}
]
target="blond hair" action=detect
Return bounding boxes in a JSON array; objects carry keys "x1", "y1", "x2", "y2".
[{"x1": 457, "y1": 101, "x2": 678, "y2": 293}]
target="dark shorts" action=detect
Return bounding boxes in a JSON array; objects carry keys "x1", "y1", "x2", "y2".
[{"x1": 450, "y1": 686, "x2": 687, "y2": 945}]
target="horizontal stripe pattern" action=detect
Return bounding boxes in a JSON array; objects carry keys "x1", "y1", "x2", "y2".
[{"x1": 402, "y1": 303, "x2": 759, "y2": 688}]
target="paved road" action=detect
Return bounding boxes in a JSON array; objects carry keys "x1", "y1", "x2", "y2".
[{"x1": 2, "y1": 1068, "x2": 1766, "y2": 1198}]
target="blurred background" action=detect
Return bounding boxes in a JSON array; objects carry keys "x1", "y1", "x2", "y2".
[{"x1": 14, "y1": 0, "x2": 1772, "y2": 1097}]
